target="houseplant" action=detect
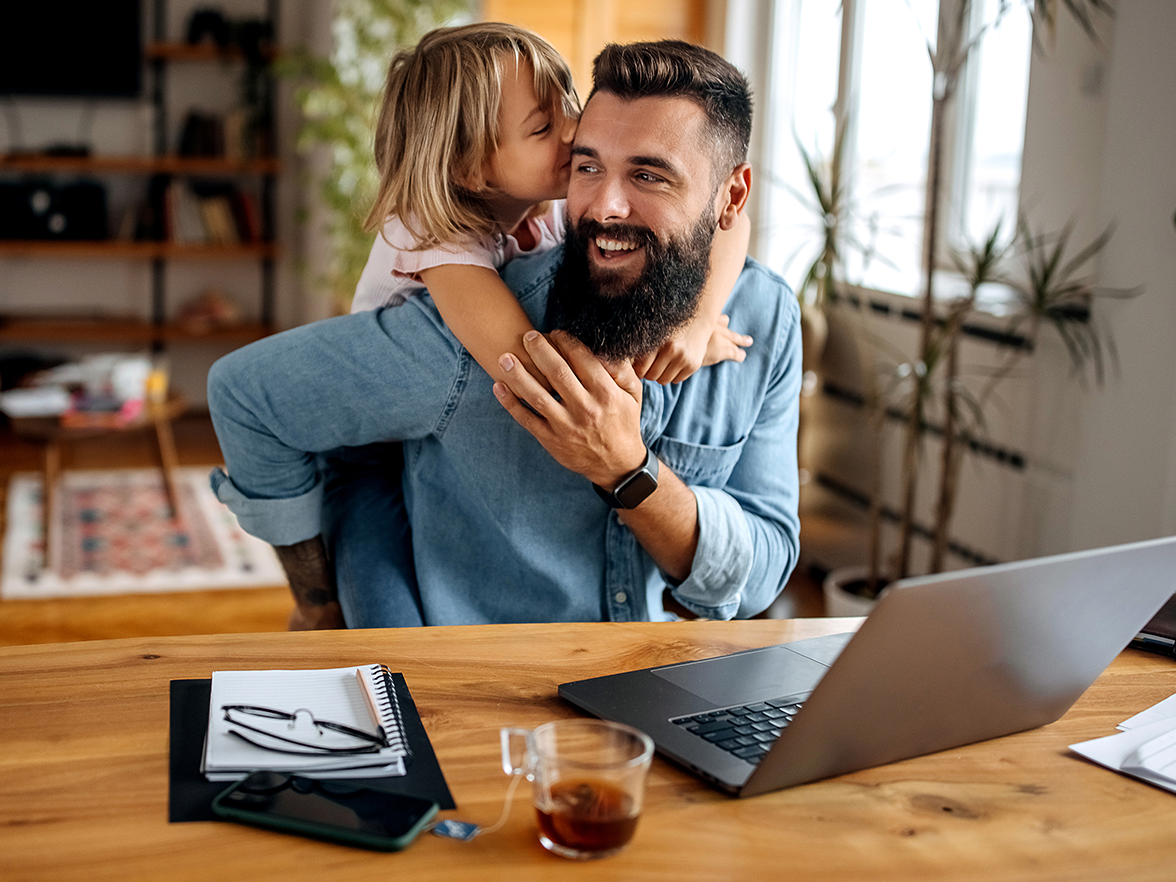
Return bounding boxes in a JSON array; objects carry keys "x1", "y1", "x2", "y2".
[
  {"x1": 278, "y1": 0, "x2": 470, "y2": 314},
  {"x1": 926, "y1": 215, "x2": 1139, "y2": 571},
  {"x1": 783, "y1": 122, "x2": 907, "y2": 610},
  {"x1": 822, "y1": 0, "x2": 1123, "y2": 607}
]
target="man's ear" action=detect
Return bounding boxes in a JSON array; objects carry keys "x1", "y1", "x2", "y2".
[{"x1": 716, "y1": 163, "x2": 751, "y2": 231}]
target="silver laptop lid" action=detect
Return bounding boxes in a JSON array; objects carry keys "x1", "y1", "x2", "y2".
[{"x1": 741, "y1": 535, "x2": 1176, "y2": 796}]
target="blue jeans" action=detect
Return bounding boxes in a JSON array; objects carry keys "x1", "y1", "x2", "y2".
[{"x1": 320, "y1": 443, "x2": 425, "y2": 628}]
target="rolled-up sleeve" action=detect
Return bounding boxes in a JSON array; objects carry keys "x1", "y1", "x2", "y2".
[
  {"x1": 658, "y1": 264, "x2": 803, "y2": 620},
  {"x1": 209, "y1": 467, "x2": 324, "y2": 546},
  {"x1": 666, "y1": 486, "x2": 753, "y2": 619}
]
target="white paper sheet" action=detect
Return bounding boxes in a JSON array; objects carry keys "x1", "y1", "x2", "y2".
[
  {"x1": 1118, "y1": 693, "x2": 1176, "y2": 731},
  {"x1": 1070, "y1": 692, "x2": 1176, "y2": 793}
]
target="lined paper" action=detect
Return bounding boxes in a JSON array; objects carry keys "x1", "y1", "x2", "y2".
[{"x1": 203, "y1": 665, "x2": 407, "y2": 781}]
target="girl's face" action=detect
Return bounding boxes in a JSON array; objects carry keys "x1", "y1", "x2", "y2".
[{"x1": 482, "y1": 59, "x2": 577, "y2": 207}]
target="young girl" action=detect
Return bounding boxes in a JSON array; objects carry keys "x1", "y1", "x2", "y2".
[
  {"x1": 351, "y1": 21, "x2": 752, "y2": 385},
  {"x1": 285, "y1": 23, "x2": 752, "y2": 630}
]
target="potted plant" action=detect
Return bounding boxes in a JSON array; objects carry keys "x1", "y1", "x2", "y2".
[
  {"x1": 927, "y1": 214, "x2": 1139, "y2": 572},
  {"x1": 821, "y1": 0, "x2": 1122, "y2": 612}
]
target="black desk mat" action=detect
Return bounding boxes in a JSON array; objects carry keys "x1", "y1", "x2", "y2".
[{"x1": 168, "y1": 673, "x2": 455, "y2": 822}]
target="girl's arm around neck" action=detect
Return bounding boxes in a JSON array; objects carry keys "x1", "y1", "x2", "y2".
[
  {"x1": 417, "y1": 263, "x2": 545, "y2": 387},
  {"x1": 634, "y1": 211, "x2": 753, "y2": 384}
]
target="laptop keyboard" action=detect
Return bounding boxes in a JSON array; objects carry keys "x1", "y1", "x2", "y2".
[{"x1": 671, "y1": 698, "x2": 804, "y2": 765}]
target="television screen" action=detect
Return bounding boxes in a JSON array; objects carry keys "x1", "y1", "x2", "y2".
[{"x1": 0, "y1": 2, "x2": 142, "y2": 98}]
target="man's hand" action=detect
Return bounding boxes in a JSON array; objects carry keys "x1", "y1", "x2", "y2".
[
  {"x1": 494, "y1": 329, "x2": 701, "y2": 583},
  {"x1": 493, "y1": 330, "x2": 648, "y2": 489}
]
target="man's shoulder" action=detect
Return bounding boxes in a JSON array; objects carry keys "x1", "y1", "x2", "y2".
[
  {"x1": 727, "y1": 257, "x2": 800, "y2": 344},
  {"x1": 735, "y1": 256, "x2": 795, "y2": 303},
  {"x1": 501, "y1": 244, "x2": 563, "y2": 305}
]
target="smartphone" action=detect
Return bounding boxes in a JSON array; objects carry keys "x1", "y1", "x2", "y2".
[{"x1": 212, "y1": 771, "x2": 439, "y2": 851}]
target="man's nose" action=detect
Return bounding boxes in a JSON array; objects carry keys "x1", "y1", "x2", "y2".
[{"x1": 587, "y1": 174, "x2": 630, "y2": 223}]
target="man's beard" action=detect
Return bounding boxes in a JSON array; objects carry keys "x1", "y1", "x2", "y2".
[{"x1": 548, "y1": 210, "x2": 717, "y2": 362}]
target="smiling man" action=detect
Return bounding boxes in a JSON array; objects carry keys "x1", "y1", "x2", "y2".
[{"x1": 207, "y1": 40, "x2": 802, "y2": 627}]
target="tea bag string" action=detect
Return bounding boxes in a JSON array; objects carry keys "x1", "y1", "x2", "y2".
[{"x1": 430, "y1": 771, "x2": 523, "y2": 842}]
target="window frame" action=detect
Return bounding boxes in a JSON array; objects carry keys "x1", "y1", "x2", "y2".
[{"x1": 746, "y1": 0, "x2": 1031, "y2": 305}]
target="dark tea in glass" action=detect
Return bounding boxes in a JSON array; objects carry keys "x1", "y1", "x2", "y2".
[
  {"x1": 535, "y1": 778, "x2": 640, "y2": 857},
  {"x1": 501, "y1": 719, "x2": 654, "y2": 860}
]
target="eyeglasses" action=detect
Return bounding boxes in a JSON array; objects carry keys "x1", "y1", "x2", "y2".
[{"x1": 221, "y1": 704, "x2": 389, "y2": 756}]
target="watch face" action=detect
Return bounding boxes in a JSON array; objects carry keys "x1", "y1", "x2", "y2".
[{"x1": 615, "y1": 469, "x2": 658, "y2": 509}]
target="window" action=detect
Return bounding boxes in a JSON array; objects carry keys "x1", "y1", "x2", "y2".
[
  {"x1": 751, "y1": 0, "x2": 1033, "y2": 300},
  {"x1": 951, "y1": 0, "x2": 1032, "y2": 249}
]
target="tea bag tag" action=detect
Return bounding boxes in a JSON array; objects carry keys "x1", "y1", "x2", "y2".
[
  {"x1": 430, "y1": 771, "x2": 523, "y2": 842},
  {"x1": 432, "y1": 819, "x2": 481, "y2": 841}
]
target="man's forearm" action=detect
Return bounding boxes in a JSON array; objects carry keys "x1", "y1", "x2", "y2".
[{"x1": 616, "y1": 461, "x2": 699, "y2": 583}]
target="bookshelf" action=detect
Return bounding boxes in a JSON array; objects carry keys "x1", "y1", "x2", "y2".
[{"x1": 0, "y1": 0, "x2": 279, "y2": 351}]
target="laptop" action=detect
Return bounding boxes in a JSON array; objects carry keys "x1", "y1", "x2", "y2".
[{"x1": 560, "y1": 536, "x2": 1176, "y2": 797}]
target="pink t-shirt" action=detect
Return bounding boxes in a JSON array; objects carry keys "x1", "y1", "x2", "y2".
[{"x1": 350, "y1": 201, "x2": 565, "y2": 313}]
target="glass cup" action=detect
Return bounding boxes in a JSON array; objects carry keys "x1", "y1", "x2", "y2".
[{"x1": 501, "y1": 719, "x2": 654, "y2": 860}]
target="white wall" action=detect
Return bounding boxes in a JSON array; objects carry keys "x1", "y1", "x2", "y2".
[{"x1": 1067, "y1": 0, "x2": 1176, "y2": 550}]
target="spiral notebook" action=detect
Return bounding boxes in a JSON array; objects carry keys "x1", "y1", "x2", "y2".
[{"x1": 202, "y1": 664, "x2": 409, "y2": 781}]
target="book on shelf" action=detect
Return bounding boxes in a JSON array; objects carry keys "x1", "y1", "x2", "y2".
[
  {"x1": 171, "y1": 181, "x2": 207, "y2": 244},
  {"x1": 198, "y1": 194, "x2": 240, "y2": 245},
  {"x1": 229, "y1": 187, "x2": 262, "y2": 242},
  {"x1": 145, "y1": 179, "x2": 261, "y2": 246},
  {"x1": 202, "y1": 664, "x2": 410, "y2": 782}
]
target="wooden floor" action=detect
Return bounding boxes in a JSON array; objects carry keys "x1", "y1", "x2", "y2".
[{"x1": 0, "y1": 414, "x2": 828, "y2": 647}]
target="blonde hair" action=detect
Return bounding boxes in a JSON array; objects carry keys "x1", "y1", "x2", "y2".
[{"x1": 365, "y1": 23, "x2": 580, "y2": 249}]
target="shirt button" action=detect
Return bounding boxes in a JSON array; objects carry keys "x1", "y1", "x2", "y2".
[{"x1": 614, "y1": 591, "x2": 627, "y2": 604}]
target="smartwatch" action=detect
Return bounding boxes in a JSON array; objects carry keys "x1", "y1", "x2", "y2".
[{"x1": 593, "y1": 447, "x2": 660, "y2": 510}]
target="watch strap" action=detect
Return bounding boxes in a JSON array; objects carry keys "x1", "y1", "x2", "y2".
[{"x1": 593, "y1": 447, "x2": 659, "y2": 509}]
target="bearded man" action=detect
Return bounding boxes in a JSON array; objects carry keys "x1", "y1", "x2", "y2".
[{"x1": 207, "y1": 40, "x2": 802, "y2": 628}]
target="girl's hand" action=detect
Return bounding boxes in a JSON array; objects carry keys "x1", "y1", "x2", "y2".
[
  {"x1": 633, "y1": 314, "x2": 752, "y2": 385},
  {"x1": 703, "y1": 314, "x2": 753, "y2": 368}
]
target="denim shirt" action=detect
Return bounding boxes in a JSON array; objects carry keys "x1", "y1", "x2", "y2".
[{"x1": 209, "y1": 247, "x2": 801, "y2": 624}]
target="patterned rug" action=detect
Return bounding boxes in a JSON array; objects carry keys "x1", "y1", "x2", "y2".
[{"x1": 2, "y1": 467, "x2": 285, "y2": 599}]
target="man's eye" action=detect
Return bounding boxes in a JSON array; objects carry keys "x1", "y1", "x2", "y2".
[
  {"x1": 574, "y1": 163, "x2": 599, "y2": 174},
  {"x1": 635, "y1": 172, "x2": 662, "y2": 183}
]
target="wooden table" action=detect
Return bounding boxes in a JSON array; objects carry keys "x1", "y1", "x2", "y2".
[
  {"x1": 2, "y1": 618, "x2": 1176, "y2": 881},
  {"x1": 8, "y1": 392, "x2": 186, "y2": 561}
]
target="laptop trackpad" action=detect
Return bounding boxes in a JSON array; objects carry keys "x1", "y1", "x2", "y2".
[{"x1": 653, "y1": 645, "x2": 830, "y2": 707}]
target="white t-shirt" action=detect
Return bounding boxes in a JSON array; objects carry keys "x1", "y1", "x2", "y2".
[{"x1": 350, "y1": 201, "x2": 566, "y2": 313}]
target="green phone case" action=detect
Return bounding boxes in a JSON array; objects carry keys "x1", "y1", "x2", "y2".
[{"x1": 212, "y1": 775, "x2": 439, "y2": 852}]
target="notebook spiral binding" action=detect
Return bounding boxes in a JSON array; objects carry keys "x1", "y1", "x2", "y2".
[{"x1": 372, "y1": 663, "x2": 411, "y2": 756}]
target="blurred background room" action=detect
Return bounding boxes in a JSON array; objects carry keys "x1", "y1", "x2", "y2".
[{"x1": 1, "y1": 0, "x2": 1173, "y2": 644}]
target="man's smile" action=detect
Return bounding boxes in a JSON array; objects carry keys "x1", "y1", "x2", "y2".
[
  {"x1": 595, "y1": 235, "x2": 638, "y2": 252},
  {"x1": 589, "y1": 230, "x2": 648, "y2": 274}
]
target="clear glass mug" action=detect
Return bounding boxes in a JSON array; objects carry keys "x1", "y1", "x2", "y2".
[{"x1": 500, "y1": 719, "x2": 655, "y2": 860}]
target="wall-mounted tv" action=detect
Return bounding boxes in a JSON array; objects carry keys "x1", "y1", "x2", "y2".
[{"x1": 0, "y1": 2, "x2": 142, "y2": 99}]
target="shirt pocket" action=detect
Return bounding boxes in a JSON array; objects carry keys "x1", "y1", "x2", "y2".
[{"x1": 652, "y1": 434, "x2": 748, "y2": 488}]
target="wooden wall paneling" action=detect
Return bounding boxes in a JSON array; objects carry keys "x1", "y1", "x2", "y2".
[{"x1": 481, "y1": 0, "x2": 709, "y2": 96}]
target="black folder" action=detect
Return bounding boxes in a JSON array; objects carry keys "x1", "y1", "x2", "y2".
[
  {"x1": 169, "y1": 672, "x2": 455, "y2": 822},
  {"x1": 1133, "y1": 593, "x2": 1176, "y2": 657}
]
